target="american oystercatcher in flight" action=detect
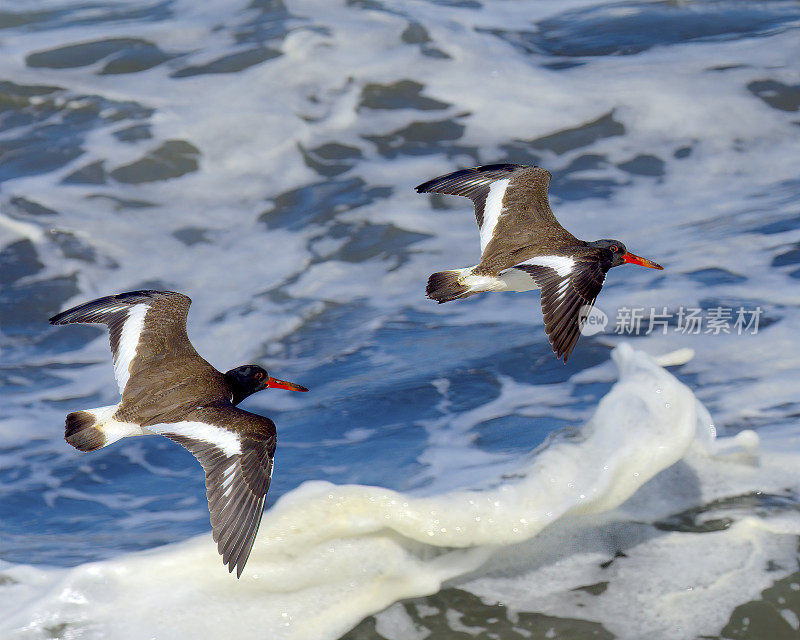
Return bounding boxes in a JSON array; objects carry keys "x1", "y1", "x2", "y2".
[
  {"x1": 417, "y1": 163, "x2": 663, "y2": 362},
  {"x1": 49, "y1": 290, "x2": 308, "y2": 577}
]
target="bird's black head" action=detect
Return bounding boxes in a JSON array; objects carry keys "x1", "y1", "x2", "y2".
[
  {"x1": 589, "y1": 239, "x2": 663, "y2": 271},
  {"x1": 224, "y1": 365, "x2": 309, "y2": 405},
  {"x1": 590, "y1": 239, "x2": 628, "y2": 269}
]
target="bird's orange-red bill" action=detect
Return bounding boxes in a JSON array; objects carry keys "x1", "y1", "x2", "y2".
[
  {"x1": 622, "y1": 252, "x2": 664, "y2": 270},
  {"x1": 267, "y1": 376, "x2": 309, "y2": 392}
]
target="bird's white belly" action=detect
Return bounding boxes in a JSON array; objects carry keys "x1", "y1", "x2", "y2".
[
  {"x1": 458, "y1": 265, "x2": 539, "y2": 294},
  {"x1": 498, "y1": 267, "x2": 539, "y2": 292}
]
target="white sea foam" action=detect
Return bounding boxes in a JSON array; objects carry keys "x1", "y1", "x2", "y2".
[
  {"x1": 1, "y1": 0, "x2": 798, "y2": 421},
  {"x1": 4, "y1": 345, "x2": 797, "y2": 640}
]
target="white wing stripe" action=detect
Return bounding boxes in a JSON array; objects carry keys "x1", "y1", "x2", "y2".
[
  {"x1": 521, "y1": 255, "x2": 576, "y2": 277},
  {"x1": 222, "y1": 462, "x2": 238, "y2": 497},
  {"x1": 479, "y1": 178, "x2": 510, "y2": 254},
  {"x1": 149, "y1": 421, "x2": 243, "y2": 457},
  {"x1": 222, "y1": 464, "x2": 237, "y2": 490},
  {"x1": 113, "y1": 304, "x2": 148, "y2": 394},
  {"x1": 555, "y1": 280, "x2": 570, "y2": 300}
]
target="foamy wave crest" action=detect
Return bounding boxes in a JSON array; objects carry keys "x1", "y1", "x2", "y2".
[{"x1": 6, "y1": 345, "x2": 789, "y2": 640}]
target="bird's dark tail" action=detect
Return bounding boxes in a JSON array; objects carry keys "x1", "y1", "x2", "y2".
[
  {"x1": 426, "y1": 269, "x2": 480, "y2": 303},
  {"x1": 63, "y1": 404, "x2": 138, "y2": 452},
  {"x1": 65, "y1": 411, "x2": 107, "y2": 452}
]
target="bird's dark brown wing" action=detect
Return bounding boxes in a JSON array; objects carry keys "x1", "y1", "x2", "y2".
[
  {"x1": 151, "y1": 404, "x2": 276, "y2": 578},
  {"x1": 416, "y1": 164, "x2": 578, "y2": 274},
  {"x1": 515, "y1": 259, "x2": 606, "y2": 362},
  {"x1": 49, "y1": 290, "x2": 198, "y2": 394},
  {"x1": 416, "y1": 163, "x2": 525, "y2": 229}
]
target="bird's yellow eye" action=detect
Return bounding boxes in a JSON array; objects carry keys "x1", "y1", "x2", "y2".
[
  {"x1": 254, "y1": 372, "x2": 264, "y2": 380},
  {"x1": 609, "y1": 245, "x2": 619, "y2": 253}
]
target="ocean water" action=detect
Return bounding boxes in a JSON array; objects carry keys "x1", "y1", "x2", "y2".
[{"x1": 1, "y1": 0, "x2": 799, "y2": 638}]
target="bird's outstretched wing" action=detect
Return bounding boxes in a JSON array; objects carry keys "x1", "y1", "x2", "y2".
[
  {"x1": 150, "y1": 404, "x2": 276, "y2": 578},
  {"x1": 416, "y1": 164, "x2": 578, "y2": 273},
  {"x1": 49, "y1": 290, "x2": 196, "y2": 394},
  {"x1": 514, "y1": 257, "x2": 606, "y2": 362}
]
